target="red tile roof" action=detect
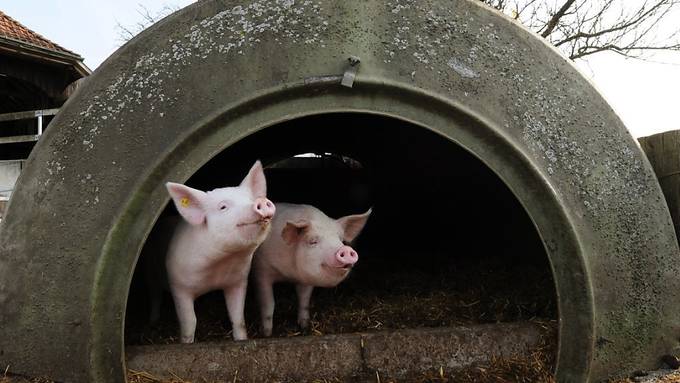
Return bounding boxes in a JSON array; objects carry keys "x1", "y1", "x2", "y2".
[{"x1": 0, "y1": 10, "x2": 81, "y2": 59}]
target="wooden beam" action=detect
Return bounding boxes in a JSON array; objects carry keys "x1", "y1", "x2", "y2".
[
  {"x1": 0, "y1": 108, "x2": 59, "y2": 123},
  {"x1": 0, "y1": 134, "x2": 39, "y2": 144}
]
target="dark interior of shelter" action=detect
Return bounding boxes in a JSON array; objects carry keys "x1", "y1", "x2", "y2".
[{"x1": 125, "y1": 113, "x2": 557, "y2": 350}]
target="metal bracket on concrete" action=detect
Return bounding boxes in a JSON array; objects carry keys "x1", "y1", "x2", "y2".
[{"x1": 341, "y1": 56, "x2": 361, "y2": 88}]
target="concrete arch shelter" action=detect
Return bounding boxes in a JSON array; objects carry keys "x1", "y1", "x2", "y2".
[{"x1": 1, "y1": 1, "x2": 679, "y2": 382}]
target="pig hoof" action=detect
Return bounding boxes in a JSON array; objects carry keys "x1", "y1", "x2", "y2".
[
  {"x1": 232, "y1": 323, "x2": 248, "y2": 341},
  {"x1": 180, "y1": 336, "x2": 195, "y2": 344},
  {"x1": 297, "y1": 319, "x2": 310, "y2": 329},
  {"x1": 662, "y1": 354, "x2": 680, "y2": 369}
]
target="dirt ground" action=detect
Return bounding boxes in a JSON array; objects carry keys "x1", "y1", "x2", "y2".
[{"x1": 125, "y1": 252, "x2": 557, "y2": 344}]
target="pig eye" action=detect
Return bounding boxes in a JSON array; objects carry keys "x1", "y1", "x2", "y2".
[
  {"x1": 308, "y1": 237, "x2": 319, "y2": 246},
  {"x1": 218, "y1": 202, "x2": 229, "y2": 211}
]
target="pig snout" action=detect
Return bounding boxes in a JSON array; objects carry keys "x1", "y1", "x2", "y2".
[
  {"x1": 254, "y1": 198, "x2": 275, "y2": 220},
  {"x1": 332, "y1": 245, "x2": 359, "y2": 269}
]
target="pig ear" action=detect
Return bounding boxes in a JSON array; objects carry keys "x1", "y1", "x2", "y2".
[
  {"x1": 240, "y1": 160, "x2": 267, "y2": 198},
  {"x1": 338, "y1": 208, "x2": 372, "y2": 242},
  {"x1": 166, "y1": 182, "x2": 207, "y2": 225},
  {"x1": 281, "y1": 220, "x2": 310, "y2": 246}
]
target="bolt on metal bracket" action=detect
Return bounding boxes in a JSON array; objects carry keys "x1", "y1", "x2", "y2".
[{"x1": 341, "y1": 56, "x2": 361, "y2": 88}]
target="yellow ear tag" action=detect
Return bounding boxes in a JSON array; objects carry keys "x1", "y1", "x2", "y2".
[{"x1": 180, "y1": 197, "x2": 190, "y2": 207}]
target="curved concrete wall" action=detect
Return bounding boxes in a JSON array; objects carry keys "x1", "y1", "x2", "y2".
[{"x1": 1, "y1": 1, "x2": 679, "y2": 382}]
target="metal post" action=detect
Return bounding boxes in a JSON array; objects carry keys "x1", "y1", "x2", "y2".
[{"x1": 38, "y1": 114, "x2": 43, "y2": 136}]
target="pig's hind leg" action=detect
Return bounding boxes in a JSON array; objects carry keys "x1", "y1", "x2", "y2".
[
  {"x1": 256, "y1": 277, "x2": 275, "y2": 337},
  {"x1": 296, "y1": 284, "x2": 314, "y2": 331},
  {"x1": 224, "y1": 284, "x2": 248, "y2": 341}
]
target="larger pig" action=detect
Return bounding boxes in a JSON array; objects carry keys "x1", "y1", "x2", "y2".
[
  {"x1": 155, "y1": 160, "x2": 275, "y2": 343},
  {"x1": 252, "y1": 203, "x2": 371, "y2": 336}
]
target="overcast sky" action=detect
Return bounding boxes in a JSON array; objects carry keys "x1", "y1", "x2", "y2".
[{"x1": 2, "y1": 1, "x2": 679, "y2": 138}]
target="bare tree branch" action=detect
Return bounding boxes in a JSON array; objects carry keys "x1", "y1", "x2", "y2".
[
  {"x1": 554, "y1": 0, "x2": 673, "y2": 47},
  {"x1": 480, "y1": 0, "x2": 680, "y2": 61},
  {"x1": 541, "y1": 0, "x2": 577, "y2": 37},
  {"x1": 115, "y1": 2, "x2": 187, "y2": 44}
]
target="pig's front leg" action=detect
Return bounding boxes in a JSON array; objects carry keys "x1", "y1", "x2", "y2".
[
  {"x1": 256, "y1": 277, "x2": 275, "y2": 337},
  {"x1": 171, "y1": 291, "x2": 197, "y2": 343},
  {"x1": 296, "y1": 284, "x2": 314, "y2": 330},
  {"x1": 224, "y1": 284, "x2": 248, "y2": 341}
]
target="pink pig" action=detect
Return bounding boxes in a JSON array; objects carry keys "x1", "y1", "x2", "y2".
[
  {"x1": 252, "y1": 203, "x2": 371, "y2": 336},
  {"x1": 162, "y1": 161, "x2": 275, "y2": 343}
]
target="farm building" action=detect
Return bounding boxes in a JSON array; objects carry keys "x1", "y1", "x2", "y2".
[{"x1": 0, "y1": 10, "x2": 90, "y2": 216}]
